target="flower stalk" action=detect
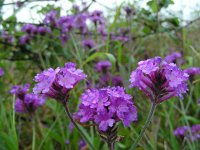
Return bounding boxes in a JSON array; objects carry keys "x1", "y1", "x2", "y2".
[
  {"x1": 63, "y1": 101, "x2": 96, "y2": 150},
  {"x1": 32, "y1": 118, "x2": 36, "y2": 150},
  {"x1": 98, "y1": 125, "x2": 118, "y2": 150},
  {"x1": 107, "y1": 142, "x2": 115, "y2": 150},
  {"x1": 130, "y1": 103, "x2": 157, "y2": 150}
]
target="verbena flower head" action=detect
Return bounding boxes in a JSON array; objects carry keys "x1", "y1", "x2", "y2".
[
  {"x1": 1, "y1": 31, "x2": 13, "y2": 43},
  {"x1": 164, "y1": 52, "x2": 184, "y2": 65},
  {"x1": 74, "y1": 13, "x2": 88, "y2": 33},
  {"x1": 44, "y1": 10, "x2": 58, "y2": 27},
  {"x1": 129, "y1": 57, "x2": 188, "y2": 104},
  {"x1": 37, "y1": 26, "x2": 51, "y2": 36},
  {"x1": 20, "y1": 35, "x2": 31, "y2": 45},
  {"x1": 174, "y1": 124, "x2": 200, "y2": 141},
  {"x1": 10, "y1": 84, "x2": 30, "y2": 100},
  {"x1": 74, "y1": 86, "x2": 137, "y2": 131},
  {"x1": 90, "y1": 10, "x2": 105, "y2": 25},
  {"x1": 58, "y1": 15, "x2": 75, "y2": 33},
  {"x1": 33, "y1": 62, "x2": 87, "y2": 103},
  {"x1": 82, "y1": 39, "x2": 96, "y2": 49},
  {"x1": 124, "y1": 6, "x2": 135, "y2": 16},
  {"x1": 184, "y1": 67, "x2": 200, "y2": 76},
  {"x1": 95, "y1": 60, "x2": 111, "y2": 73},
  {"x1": 0, "y1": 68, "x2": 4, "y2": 77},
  {"x1": 21, "y1": 24, "x2": 37, "y2": 35},
  {"x1": 10, "y1": 84, "x2": 46, "y2": 113}
]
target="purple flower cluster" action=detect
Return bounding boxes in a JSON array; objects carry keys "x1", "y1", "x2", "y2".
[
  {"x1": 43, "y1": 10, "x2": 89, "y2": 44},
  {"x1": 129, "y1": 57, "x2": 189, "y2": 104},
  {"x1": 164, "y1": 51, "x2": 185, "y2": 66},
  {"x1": 44, "y1": 10, "x2": 58, "y2": 27},
  {"x1": 33, "y1": 62, "x2": 86, "y2": 103},
  {"x1": 174, "y1": 124, "x2": 200, "y2": 141},
  {"x1": 184, "y1": 67, "x2": 200, "y2": 76},
  {"x1": 124, "y1": 6, "x2": 135, "y2": 17},
  {"x1": 95, "y1": 60, "x2": 123, "y2": 87},
  {"x1": 1, "y1": 31, "x2": 13, "y2": 43},
  {"x1": 165, "y1": 52, "x2": 182, "y2": 63},
  {"x1": 0, "y1": 68, "x2": 4, "y2": 77},
  {"x1": 74, "y1": 86, "x2": 137, "y2": 131},
  {"x1": 95, "y1": 60, "x2": 111, "y2": 72},
  {"x1": 10, "y1": 84, "x2": 46, "y2": 113},
  {"x1": 20, "y1": 24, "x2": 51, "y2": 45},
  {"x1": 82, "y1": 39, "x2": 96, "y2": 49},
  {"x1": 89, "y1": 10, "x2": 105, "y2": 25}
]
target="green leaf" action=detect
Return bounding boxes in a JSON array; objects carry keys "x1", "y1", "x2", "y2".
[
  {"x1": 147, "y1": 0, "x2": 157, "y2": 13},
  {"x1": 166, "y1": 17, "x2": 180, "y2": 27}
]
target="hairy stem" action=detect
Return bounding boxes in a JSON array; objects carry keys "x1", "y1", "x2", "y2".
[
  {"x1": 108, "y1": 142, "x2": 115, "y2": 150},
  {"x1": 64, "y1": 102, "x2": 96, "y2": 150},
  {"x1": 130, "y1": 103, "x2": 157, "y2": 150}
]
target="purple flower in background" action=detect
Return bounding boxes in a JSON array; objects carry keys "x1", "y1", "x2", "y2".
[
  {"x1": 129, "y1": 57, "x2": 189, "y2": 104},
  {"x1": 174, "y1": 126, "x2": 189, "y2": 137},
  {"x1": 124, "y1": 6, "x2": 135, "y2": 16},
  {"x1": 184, "y1": 67, "x2": 200, "y2": 82},
  {"x1": 174, "y1": 124, "x2": 200, "y2": 141},
  {"x1": 184, "y1": 67, "x2": 200, "y2": 76},
  {"x1": 21, "y1": 24, "x2": 37, "y2": 35},
  {"x1": 65, "y1": 139, "x2": 70, "y2": 145},
  {"x1": 44, "y1": 10, "x2": 58, "y2": 27},
  {"x1": 37, "y1": 26, "x2": 51, "y2": 36},
  {"x1": 58, "y1": 15, "x2": 75, "y2": 33},
  {"x1": 112, "y1": 76, "x2": 123, "y2": 86},
  {"x1": 82, "y1": 39, "x2": 96, "y2": 49},
  {"x1": 99, "y1": 73, "x2": 112, "y2": 86},
  {"x1": 79, "y1": 140, "x2": 86, "y2": 150},
  {"x1": 10, "y1": 84, "x2": 46, "y2": 113},
  {"x1": 75, "y1": 14, "x2": 88, "y2": 33},
  {"x1": 1, "y1": 31, "x2": 13, "y2": 43},
  {"x1": 113, "y1": 28, "x2": 129, "y2": 42},
  {"x1": 95, "y1": 60, "x2": 111, "y2": 73},
  {"x1": 74, "y1": 86, "x2": 137, "y2": 131},
  {"x1": 20, "y1": 35, "x2": 31, "y2": 45},
  {"x1": 164, "y1": 52, "x2": 184, "y2": 66},
  {"x1": 33, "y1": 62, "x2": 86, "y2": 103},
  {"x1": 0, "y1": 68, "x2": 4, "y2": 77},
  {"x1": 10, "y1": 83, "x2": 30, "y2": 100},
  {"x1": 89, "y1": 10, "x2": 105, "y2": 25}
]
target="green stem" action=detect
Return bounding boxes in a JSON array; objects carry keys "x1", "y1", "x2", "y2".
[
  {"x1": 64, "y1": 102, "x2": 96, "y2": 150},
  {"x1": 12, "y1": 95, "x2": 19, "y2": 150},
  {"x1": 130, "y1": 103, "x2": 157, "y2": 150},
  {"x1": 32, "y1": 118, "x2": 36, "y2": 150}
]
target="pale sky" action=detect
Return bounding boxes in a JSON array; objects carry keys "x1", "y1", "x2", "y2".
[{"x1": 2, "y1": 0, "x2": 200, "y2": 23}]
